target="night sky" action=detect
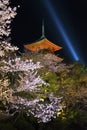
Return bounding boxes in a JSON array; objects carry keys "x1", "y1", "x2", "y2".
[{"x1": 11, "y1": 0, "x2": 87, "y2": 65}]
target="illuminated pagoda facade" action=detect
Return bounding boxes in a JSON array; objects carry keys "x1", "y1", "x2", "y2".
[{"x1": 24, "y1": 21, "x2": 63, "y2": 62}]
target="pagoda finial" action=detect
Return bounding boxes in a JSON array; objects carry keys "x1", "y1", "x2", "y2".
[{"x1": 41, "y1": 19, "x2": 45, "y2": 39}]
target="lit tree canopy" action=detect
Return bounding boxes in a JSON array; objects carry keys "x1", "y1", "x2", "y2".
[{"x1": 0, "y1": 0, "x2": 64, "y2": 123}]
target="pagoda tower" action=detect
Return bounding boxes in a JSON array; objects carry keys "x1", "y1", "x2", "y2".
[{"x1": 24, "y1": 21, "x2": 63, "y2": 61}]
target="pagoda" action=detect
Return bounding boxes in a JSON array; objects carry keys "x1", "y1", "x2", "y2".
[{"x1": 24, "y1": 21, "x2": 63, "y2": 61}]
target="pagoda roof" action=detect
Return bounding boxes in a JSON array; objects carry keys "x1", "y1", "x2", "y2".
[{"x1": 24, "y1": 37, "x2": 62, "y2": 52}]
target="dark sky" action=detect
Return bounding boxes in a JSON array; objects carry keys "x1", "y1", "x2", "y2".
[{"x1": 11, "y1": 0, "x2": 87, "y2": 65}]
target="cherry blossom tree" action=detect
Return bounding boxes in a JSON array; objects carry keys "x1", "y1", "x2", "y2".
[
  {"x1": 0, "y1": 0, "x2": 18, "y2": 104},
  {"x1": 0, "y1": 0, "x2": 64, "y2": 123}
]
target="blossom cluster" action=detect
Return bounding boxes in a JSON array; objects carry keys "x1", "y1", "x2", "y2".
[
  {"x1": 11, "y1": 94, "x2": 64, "y2": 123},
  {"x1": 0, "y1": 0, "x2": 17, "y2": 37},
  {"x1": 0, "y1": 41, "x2": 18, "y2": 57},
  {"x1": 1, "y1": 58, "x2": 41, "y2": 72},
  {"x1": 0, "y1": 0, "x2": 18, "y2": 57},
  {"x1": 49, "y1": 63, "x2": 74, "y2": 73},
  {"x1": 32, "y1": 96, "x2": 63, "y2": 123},
  {"x1": 17, "y1": 71, "x2": 48, "y2": 92}
]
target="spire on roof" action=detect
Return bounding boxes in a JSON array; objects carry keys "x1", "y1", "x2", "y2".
[{"x1": 41, "y1": 19, "x2": 45, "y2": 39}]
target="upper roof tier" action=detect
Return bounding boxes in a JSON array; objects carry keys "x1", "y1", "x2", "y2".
[
  {"x1": 24, "y1": 37, "x2": 62, "y2": 52},
  {"x1": 24, "y1": 20, "x2": 62, "y2": 52}
]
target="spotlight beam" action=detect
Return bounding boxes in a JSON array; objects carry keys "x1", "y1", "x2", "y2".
[{"x1": 42, "y1": 0, "x2": 79, "y2": 61}]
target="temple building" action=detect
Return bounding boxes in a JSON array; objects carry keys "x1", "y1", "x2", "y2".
[{"x1": 24, "y1": 22, "x2": 63, "y2": 62}]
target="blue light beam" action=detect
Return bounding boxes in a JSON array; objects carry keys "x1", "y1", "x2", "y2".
[{"x1": 43, "y1": 0, "x2": 79, "y2": 61}]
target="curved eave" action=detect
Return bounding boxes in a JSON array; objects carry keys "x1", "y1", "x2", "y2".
[{"x1": 24, "y1": 38, "x2": 62, "y2": 52}]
